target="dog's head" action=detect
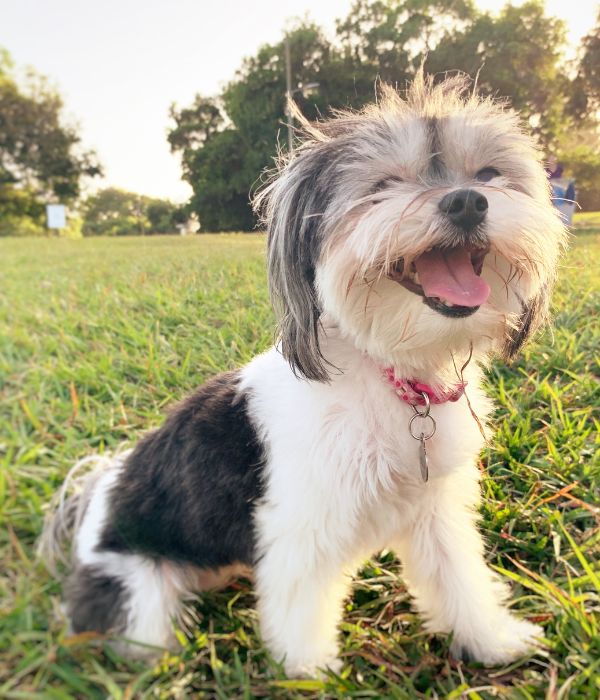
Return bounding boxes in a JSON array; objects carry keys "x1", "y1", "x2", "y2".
[{"x1": 255, "y1": 74, "x2": 567, "y2": 381}]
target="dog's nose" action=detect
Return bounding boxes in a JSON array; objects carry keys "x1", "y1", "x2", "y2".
[{"x1": 438, "y1": 189, "x2": 488, "y2": 230}]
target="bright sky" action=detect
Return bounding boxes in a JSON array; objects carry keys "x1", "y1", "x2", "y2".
[{"x1": 1, "y1": 0, "x2": 598, "y2": 202}]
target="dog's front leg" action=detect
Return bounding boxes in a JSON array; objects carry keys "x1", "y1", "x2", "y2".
[
  {"x1": 254, "y1": 533, "x2": 350, "y2": 678},
  {"x1": 394, "y1": 476, "x2": 542, "y2": 665}
]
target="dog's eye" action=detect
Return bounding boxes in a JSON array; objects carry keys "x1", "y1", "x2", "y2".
[
  {"x1": 475, "y1": 167, "x2": 501, "y2": 182},
  {"x1": 372, "y1": 176, "x2": 403, "y2": 193}
]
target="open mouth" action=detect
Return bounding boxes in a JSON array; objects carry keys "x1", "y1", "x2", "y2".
[{"x1": 388, "y1": 245, "x2": 491, "y2": 318}]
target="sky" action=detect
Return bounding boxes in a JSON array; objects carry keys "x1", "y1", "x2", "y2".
[{"x1": 1, "y1": 0, "x2": 598, "y2": 203}]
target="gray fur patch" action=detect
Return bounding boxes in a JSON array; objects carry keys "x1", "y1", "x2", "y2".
[
  {"x1": 258, "y1": 143, "x2": 347, "y2": 382},
  {"x1": 427, "y1": 117, "x2": 445, "y2": 179},
  {"x1": 503, "y1": 289, "x2": 548, "y2": 359},
  {"x1": 66, "y1": 565, "x2": 128, "y2": 635}
]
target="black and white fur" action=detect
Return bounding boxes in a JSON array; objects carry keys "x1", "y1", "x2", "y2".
[{"x1": 40, "y1": 75, "x2": 567, "y2": 677}]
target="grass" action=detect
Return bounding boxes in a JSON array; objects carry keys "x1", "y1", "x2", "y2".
[
  {"x1": 0, "y1": 219, "x2": 598, "y2": 699},
  {"x1": 573, "y1": 211, "x2": 600, "y2": 229}
]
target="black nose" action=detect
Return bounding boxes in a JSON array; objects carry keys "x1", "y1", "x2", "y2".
[{"x1": 438, "y1": 189, "x2": 488, "y2": 230}]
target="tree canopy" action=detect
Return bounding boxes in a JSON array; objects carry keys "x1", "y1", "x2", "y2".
[
  {"x1": 81, "y1": 188, "x2": 186, "y2": 236},
  {"x1": 574, "y1": 8, "x2": 600, "y2": 117},
  {"x1": 169, "y1": 0, "x2": 599, "y2": 231},
  {"x1": 0, "y1": 50, "x2": 102, "y2": 235}
]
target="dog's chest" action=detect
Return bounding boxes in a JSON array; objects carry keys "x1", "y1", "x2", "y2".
[{"x1": 318, "y1": 382, "x2": 486, "y2": 488}]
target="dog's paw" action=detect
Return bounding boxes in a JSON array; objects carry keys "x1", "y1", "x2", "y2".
[
  {"x1": 284, "y1": 655, "x2": 342, "y2": 679},
  {"x1": 451, "y1": 616, "x2": 543, "y2": 666}
]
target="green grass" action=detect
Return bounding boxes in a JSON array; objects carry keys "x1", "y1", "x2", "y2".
[
  {"x1": 1, "y1": 226, "x2": 598, "y2": 699},
  {"x1": 573, "y1": 211, "x2": 600, "y2": 230}
]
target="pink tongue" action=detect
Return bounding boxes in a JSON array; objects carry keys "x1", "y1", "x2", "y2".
[{"x1": 414, "y1": 248, "x2": 490, "y2": 307}]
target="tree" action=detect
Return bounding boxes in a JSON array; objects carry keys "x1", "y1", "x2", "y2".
[
  {"x1": 147, "y1": 198, "x2": 186, "y2": 233},
  {"x1": 424, "y1": 1, "x2": 567, "y2": 147},
  {"x1": 184, "y1": 129, "x2": 255, "y2": 231},
  {"x1": 170, "y1": 24, "x2": 345, "y2": 231},
  {"x1": 167, "y1": 96, "x2": 249, "y2": 230},
  {"x1": 82, "y1": 188, "x2": 183, "y2": 236},
  {"x1": 556, "y1": 10, "x2": 600, "y2": 211},
  {"x1": 0, "y1": 49, "x2": 101, "y2": 235},
  {"x1": 337, "y1": 0, "x2": 476, "y2": 83},
  {"x1": 557, "y1": 122, "x2": 600, "y2": 211},
  {"x1": 0, "y1": 53, "x2": 101, "y2": 202},
  {"x1": 573, "y1": 9, "x2": 600, "y2": 116},
  {"x1": 168, "y1": 95, "x2": 223, "y2": 153}
]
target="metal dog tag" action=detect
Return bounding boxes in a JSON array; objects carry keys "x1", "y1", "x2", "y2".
[
  {"x1": 408, "y1": 392, "x2": 436, "y2": 483},
  {"x1": 419, "y1": 435, "x2": 429, "y2": 482}
]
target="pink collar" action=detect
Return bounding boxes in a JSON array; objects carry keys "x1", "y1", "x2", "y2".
[{"x1": 384, "y1": 367, "x2": 466, "y2": 406}]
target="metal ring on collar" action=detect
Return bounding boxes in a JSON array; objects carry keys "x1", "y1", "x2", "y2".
[{"x1": 409, "y1": 412, "x2": 437, "y2": 440}]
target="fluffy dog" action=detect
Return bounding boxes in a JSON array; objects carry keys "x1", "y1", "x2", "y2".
[{"x1": 40, "y1": 74, "x2": 566, "y2": 677}]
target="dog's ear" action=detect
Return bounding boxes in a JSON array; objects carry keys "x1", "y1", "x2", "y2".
[
  {"x1": 254, "y1": 144, "x2": 335, "y2": 382},
  {"x1": 502, "y1": 287, "x2": 549, "y2": 360}
]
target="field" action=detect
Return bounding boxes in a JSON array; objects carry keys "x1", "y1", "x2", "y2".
[{"x1": 1, "y1": 219, "x2": 599, "y2": 699}]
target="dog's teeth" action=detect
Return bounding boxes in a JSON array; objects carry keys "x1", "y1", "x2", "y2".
[{"x1": 413, "y1": 272, "x2": 420, "y2": 285}]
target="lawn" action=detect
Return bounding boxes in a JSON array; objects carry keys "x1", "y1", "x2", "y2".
[{"x1": 0, "y1": 220, "x2": 598, "y2": 699}]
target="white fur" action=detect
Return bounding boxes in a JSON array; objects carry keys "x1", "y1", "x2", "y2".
[{"x1": 241, "y1": 338, "x2": 542, "y2": 676}]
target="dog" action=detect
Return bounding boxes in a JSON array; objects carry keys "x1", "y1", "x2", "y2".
[{"x1": 40, "y1": 74, "x2": 566, "y2": 678}]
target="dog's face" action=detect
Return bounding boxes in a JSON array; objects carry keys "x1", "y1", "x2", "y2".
[{"x1": 257, "y1": 75, "x2": 567, "y2": 381}]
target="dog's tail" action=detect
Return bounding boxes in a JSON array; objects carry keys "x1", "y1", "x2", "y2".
[{"x1": 38, "y1": 450, "x2": 131, "y2": 577}]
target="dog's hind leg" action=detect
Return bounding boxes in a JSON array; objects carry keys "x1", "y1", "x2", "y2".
[
  {"x1": 40, "y1": 454, "x2": 191, "y2": 657},
  {"x1": 76, "y1": 467, "x2": 200, "y2": 656},
  {"x1": 65, "y1": 554, "x2": 191, "y2": 657}
]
